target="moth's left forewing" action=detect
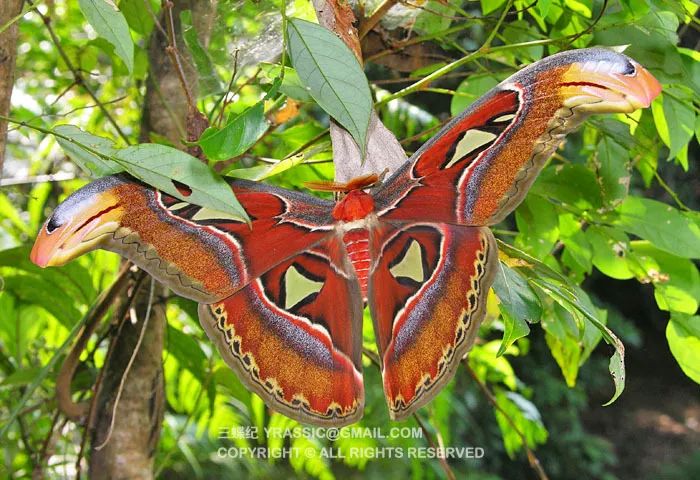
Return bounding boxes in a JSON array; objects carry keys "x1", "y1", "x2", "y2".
[{"x1": 368, "y1": 222, "x2": 497, "y2": 420}]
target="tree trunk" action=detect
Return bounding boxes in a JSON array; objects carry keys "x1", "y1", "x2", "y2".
[
  {"x1": 0, "y1": 0, "x2": 23, "y2": 177},
  {"x1": 88, "y1": 2, "x2": 217, "y2": 478}
]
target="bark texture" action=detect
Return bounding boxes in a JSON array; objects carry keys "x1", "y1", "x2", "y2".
[
  {"x1": 88, "y1": 2, "x2": 217, "y2": 478},
  {"x1": 0, "y1": 0, "x2": 23, "y2": 177}
]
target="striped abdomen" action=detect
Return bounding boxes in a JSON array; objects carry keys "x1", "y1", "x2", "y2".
[{"x1": 343, "y1": 229, "x2": 370, "y2": 298}]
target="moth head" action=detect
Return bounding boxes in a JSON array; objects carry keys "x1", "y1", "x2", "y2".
[
  {"x1": 558, "y1": 49, "x2": 661, "y2": 113},
  {"x1": 31, "y1": 176, "x2": 127, "y2": 267}
]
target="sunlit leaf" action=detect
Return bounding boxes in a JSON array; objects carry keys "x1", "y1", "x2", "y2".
[{"x1": 666, "y1": 314, "x2": 700, "y2": 384}]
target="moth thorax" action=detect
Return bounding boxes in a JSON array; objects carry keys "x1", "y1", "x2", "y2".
[{"x1": 332, "y1": 190, "x2": 375, "y2": 222}]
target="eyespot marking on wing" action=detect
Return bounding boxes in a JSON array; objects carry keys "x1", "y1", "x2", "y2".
[
  {"x1": 191, "y1": 207, "x2": 246, "y2": 222},
  {"x1": 443, "y1": 129, "x2": 498, "y2": 170},
  {"x1": 283, "y1": 264, "x2": 324, "y2": 309},
  {"x1": 389, "y1": 239, "x2": 425, "y2": 283},
  {"x1": 492, "y1": 113, "x2": 516, "y2": 123}
]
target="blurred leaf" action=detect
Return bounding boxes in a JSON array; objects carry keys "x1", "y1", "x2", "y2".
[
  {"x1": 451, "y1": 74, "x2": 500, "y2": 116},
  {"x1": 494, "y1": 389, "x2": 548, "y2": 458},
  {"x1": 165, "y1": 325, "x2": 207, "y2": 381},
  {"x1": 78, "y1": 0, "x2": 134, "y2": 73},
  {"x1": 226, "y1": 154, "x2": 305, "y2": 180},
  {"x1": 286, "y1": 18, "x2": 371, "y2": 156},
  {"x1": 181, "y1": 10, "x2": 223, "y2": 95},
  {"x1": 611, "y1": 197, "x2": 700, "y2": 259},
  {"x1": 481, "y1": 0, "x2": 508, "y2": 15},
  {"x1": 119, "y1": 0, "x2": 157, "y2": 35},
  {"x1": 666, "y1": 314, "x2": 700, "y2": 384},
  {"x1": 198, "y1": 102, "x2": 268, "y2": 161}
]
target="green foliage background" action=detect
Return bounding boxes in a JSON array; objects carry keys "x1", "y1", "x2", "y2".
[{"x1": 0, "y1": 0, "x2": 698, "y2": 478}]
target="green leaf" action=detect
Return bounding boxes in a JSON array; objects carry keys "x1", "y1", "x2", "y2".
[
  {"x1": 165, "y1": 325, "x2": 207, "y2": 381},
  {"x1": 593, "y1": 136, "x2": 630, "y2": 206},
  {"x1": 198, "y1": 102, "x2": 268, "y2": 161},
  {"x1": 51, "y1": 126, "x2": 249, "y2": 221},
  {"x1": 611, "y1": 197, "x2": 700, "y2": 259},
  {"x1": 480, "y1": 0, "x2": 508, "y2": 15},
  {"x1": 493, "y1": 263, "x2": 542, "y2": 356},
  {"x1": 286, "y1": 18, "x2": 372, "y2": 156},
  {"x1": 226, "y1": 153, "x2": 305, "y2": 181},
  {"x1": 515, "y1": 194, "x2": 560, "y2": 258},
  {"x1": 651, "y1": 87, "x2": 695, "y2": 166},
  {"x1": 532, "y1": 164, "x2": 603, "y2": 211},
  {"x1": 666, "y1": 314, "x2": 700, "y2": 384},
  {"x1": 629, "y1": 241, "x2": 700, "y2": 314},
  {"x1": 54, "y1": 125, "x2": 122, "y2": 176},
  {"x1": 585, "y1": 226, "x2": 634, "y2": 280},
  {"x1": 78, "y1": 0, "x2": 134, "y2": 73},
  {"x1": 531, "y1": 278, "x2": 625, "y2": 404},
  {"x1": 119, "y1": 0, "x2": 157, "y2": 36},
  {"x1": 115, "y1": 144, "x2": 249, "y2": 221},
  {"x1": 1, "y1": 367, "x2": 44, "y2": 388}
]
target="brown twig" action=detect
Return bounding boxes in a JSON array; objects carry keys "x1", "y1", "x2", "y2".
[
  {"x1": 358, "y1": 0, "x2": 399, "y2": 39},
  {"x1": 25, "y1": 0, "x2": 130, "y2": 143},
  {"x1": 465, "y1": 362, "x2": 549, "y2": 480},
  {"x1": 31, "y1": 410, "x2": 63, "y2": 480},
  {"x1": 162, "y1": 0, "x2": 196, "y2": 113}
]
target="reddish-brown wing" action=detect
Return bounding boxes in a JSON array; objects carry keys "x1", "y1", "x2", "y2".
[
  {"x1": 199, "y1": 238, "x2": 365, "y2": 426},
  {"x1": 367, "y1": 222, "x2": 497, "y2": 419},
  {"x1": 373, "y1": 48, "x2": 660, "y2": 227},
  {"x1": 32, "y1": 175, "x2": 337, "y2": 303}
]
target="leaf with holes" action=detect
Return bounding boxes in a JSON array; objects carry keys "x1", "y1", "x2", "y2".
[{"x1": 115, "y1": 144, "x2": 249, "y2": 221}]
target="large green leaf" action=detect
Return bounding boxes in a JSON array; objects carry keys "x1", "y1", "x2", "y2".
[
  {"x1": 286, "y1": 18, "x2": 372, "y2": 156},
  {"x1": 78, "y1": 0, "x2": 134, "y2": 73},
  {"x1": 593, "y1": 136, "x2": 630, "y2": 206},
  {"x1": 611, "y1": 197, "x2": 700, "y2": 259},
  {"x1": 666, "y1": 314, "x2": 700, "y2": 384},
  {"x1": 115, "y1": 144, "x2": 249, "y2": 221}
]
